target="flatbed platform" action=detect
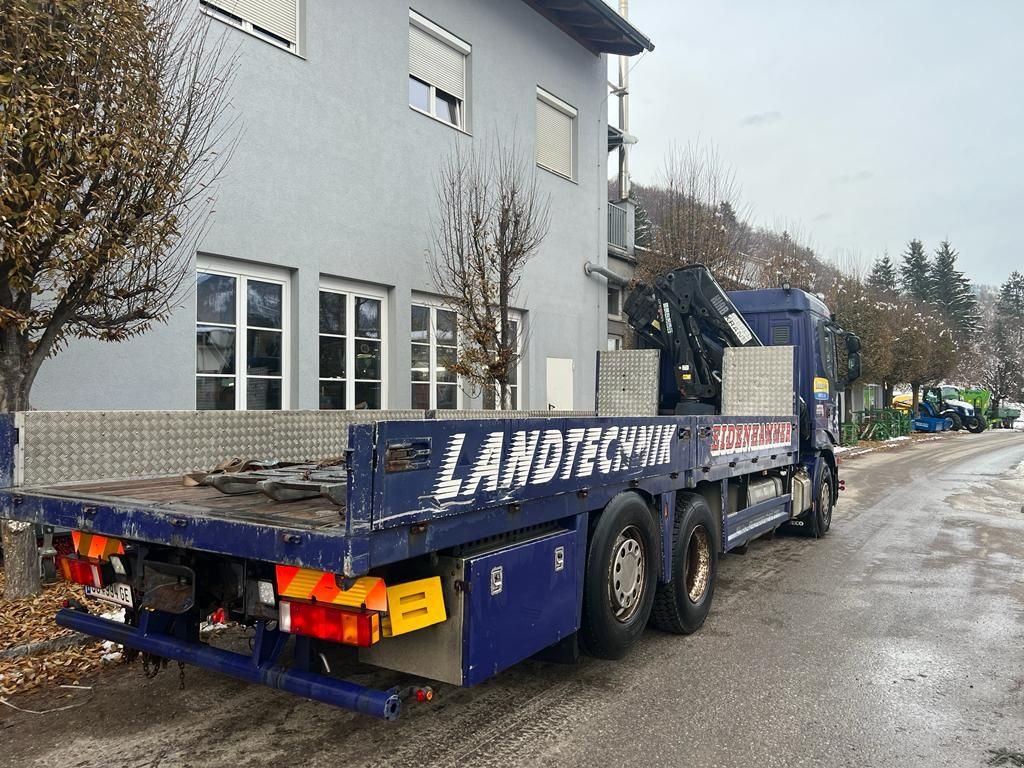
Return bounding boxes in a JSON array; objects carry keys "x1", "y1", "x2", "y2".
[{"x1": 22, "y1": 475, "x2": 346, "y2": 530}]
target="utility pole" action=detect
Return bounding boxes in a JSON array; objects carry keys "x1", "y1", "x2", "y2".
[{"x1": 617, "y1": 0, "x2": 630, "y2": 201}]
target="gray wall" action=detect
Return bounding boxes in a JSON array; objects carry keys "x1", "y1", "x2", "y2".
[{"x1": 32, "y1": 0, "x2": 611, "y2": 412}]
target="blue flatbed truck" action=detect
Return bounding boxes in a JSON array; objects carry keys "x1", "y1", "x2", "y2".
[{"x1": 0, "y1": 267, "x2": 860, "y2": 720}]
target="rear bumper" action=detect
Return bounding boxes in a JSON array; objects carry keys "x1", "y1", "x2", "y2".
[{"x1": 56, "y1": 609, "x2": 401, "y2": 720}]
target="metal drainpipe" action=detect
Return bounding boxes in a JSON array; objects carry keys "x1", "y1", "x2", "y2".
[
  {"x1": 584, "y1": 261, "x2": 628, "y2": 287},
  {"x1": 617, "y1": 0, "x2": 630, "y2": 201}
]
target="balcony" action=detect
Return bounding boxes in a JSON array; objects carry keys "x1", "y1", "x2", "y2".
[{"x1": 608, "y1": 201, "x2": 628, "y2": 253}]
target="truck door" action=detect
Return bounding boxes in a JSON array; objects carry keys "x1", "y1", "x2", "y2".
[{"x1": 815, "y1": 319, "x2": 840, "y2": 443}]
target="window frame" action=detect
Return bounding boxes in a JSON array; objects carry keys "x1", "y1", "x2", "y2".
[
  {"x1": 482, "y1": 311, "x2": 524, "y2": 410},
  {"x1": 410, "y1": 301, "x2": 462, "y2": 411},
  {"x1": 318, "y1": 278, "x2": 389, "y2": 411},
  {"x1": 607, "y1": 286, "x2": 622, "y2": 318},
  {"x1": 408, "y1": 10, "x2": 471, "y2": 132},
  {"x1": 199, "y1": 0, "x2": 302, "y2": 55},
  {"x1": 535, "y1": 86, "x2": 577, "y2": 181},
  {"x1": 195, "y1": 257, "x2": 291, "y2": 411}
]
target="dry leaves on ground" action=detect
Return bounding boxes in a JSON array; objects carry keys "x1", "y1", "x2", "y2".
[{"x1": 0, "y1": 570, "x2": 108, "y2": 696}]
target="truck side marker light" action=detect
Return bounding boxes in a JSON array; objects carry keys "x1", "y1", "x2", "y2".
[{"x1": 382, "y1": 577, "x2": 447, "y2": 638}]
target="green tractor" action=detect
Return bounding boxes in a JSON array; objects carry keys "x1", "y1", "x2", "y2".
[{"x1": 960, "y1": 387, "x2": 1021, "y2": 430}]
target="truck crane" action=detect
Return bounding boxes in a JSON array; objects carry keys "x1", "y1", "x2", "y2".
[{"x1": 0, "y1": 265, "x2": 860, "y2": 720}]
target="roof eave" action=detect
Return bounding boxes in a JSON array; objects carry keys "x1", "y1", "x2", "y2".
[{"x1": 521, "y1": 0, "x2": 655, "y2": 57}]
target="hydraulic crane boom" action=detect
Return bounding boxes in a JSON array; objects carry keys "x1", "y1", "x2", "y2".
[{"x1": 624, "y1": 265, "x2": 762, "y2": 415}]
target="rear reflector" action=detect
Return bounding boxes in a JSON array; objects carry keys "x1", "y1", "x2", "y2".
[
  {"x1": 58, "y1": 554, "x2": 111, "y2": 589},
  {"x1": 278, "y1": 600, "x2": 380, "y2": 647}
]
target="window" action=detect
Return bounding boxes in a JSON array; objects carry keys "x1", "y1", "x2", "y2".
[
  {"x1": 607, "y1": 286, "x2": 622, "y2": 318},
  {"x1": 483, "y1": 316, "x2": 522, "y2": 410},
  {"x1": 607, "y1": 336, "x2": 623, "y2": 351},
  {"x1": 536, "y1": 88, "x2": 576, "y2": 180},
  {"x1": 319, "y1": 282, "x2": 387, "y2": 410},
  {"x1": 196, "y1": 263, "x2": 288, "y2": 410},
  {"x1": 409, "y1": 11, "x2": 470, "y2": 129},
  {"x1": 411, "y1": 304, "x2": 459, "y2": 410},
  {"x1": 200, "y1": 1, "x2": 300, "y2": 52}
]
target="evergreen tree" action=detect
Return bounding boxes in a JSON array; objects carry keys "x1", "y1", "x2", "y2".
[
  {"x1": 866, "y1": 253, "x2": 898, "y2": 294},
  {"x1": 899, "y1": 239, "x2": 933, "y2": 301},
  {"x1": 981, "y1": 271, "x2": 1024, "y2": 407},
  {"x1": 631, "y1": 190, "x2": 655, "y2": 249},
  {"x1": 995, "y1": 270, "x2": 1024, "y2": 347},
  {"x1": 929, "y1": 240, "x2": 981, "y2": 335}
]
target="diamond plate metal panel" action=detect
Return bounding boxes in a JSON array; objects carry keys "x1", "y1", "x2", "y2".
[
  {"x1": 596, "y1": 350, "x2": 660, "y2": 417},
  {"x1": 439, "y1": 410, "x2": 595, "y2": 420},
  {"x1": 721, "y1": 346, "x2": 794, "y2": 417},
  {"x1": 19, "y1": 410, "x2": 426, "y2": 487}
]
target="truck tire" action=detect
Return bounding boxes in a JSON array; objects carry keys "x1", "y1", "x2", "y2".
[
  {"x1": 964, "y1": 415, "x2": 985, "y2": 433},
  {"x1": 580, "y1": 493, "x2": 659, "y2": 660},
  {"x1": 650, "y1": 493, "x2": 718, "y2": 635},
  {"x1": 808, "y1": 465, "x2": 834, "y2": 538}
]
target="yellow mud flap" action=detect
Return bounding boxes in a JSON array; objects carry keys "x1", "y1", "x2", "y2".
[{"x1": 382, "y1": 577, "x2": 447, "y2": 638}]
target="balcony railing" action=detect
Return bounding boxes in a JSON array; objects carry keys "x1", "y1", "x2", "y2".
[{"x1": 608, "y1": 202, "x2": 627, "y2": 252}]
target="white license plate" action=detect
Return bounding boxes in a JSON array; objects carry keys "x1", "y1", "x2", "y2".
[{"x1": 85, "y1": 583, "x2": 134, "y2": 608}]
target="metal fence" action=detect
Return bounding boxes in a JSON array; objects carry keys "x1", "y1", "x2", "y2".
[{"x1": 841, "y1": 409, "x2": 913, "y2": 446}]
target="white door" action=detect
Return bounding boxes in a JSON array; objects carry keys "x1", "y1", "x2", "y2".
[{"x1": 546, "y1": 358, "x2": 574, "y2": 411}]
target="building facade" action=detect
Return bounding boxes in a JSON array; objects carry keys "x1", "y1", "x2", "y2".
[{"x1": 31, "y1": 0, "x2": 651, "y2": 413}]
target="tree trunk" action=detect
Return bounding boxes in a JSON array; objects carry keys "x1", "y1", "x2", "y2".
[
  {"x1": 0, "y1": 342, "x2": 42, "y2": 598},
  {"x1": 882, "y1": 383, "x2": 894, "y2": 409},
  {"x1": 911, "y1": 382, "x2": 921, "y2": 414},
  {"x1": 2, "y1": 521, "x2": 40, "y2": 599}
]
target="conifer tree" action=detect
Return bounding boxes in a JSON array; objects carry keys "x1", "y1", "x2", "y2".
[
  {"x1": 929, "y1": 241, "x2": 981, "y2": 335},
  {"x1": 899, "y1": 239, "x2": 933, "y2": 302},
  {"x1": 866, "y1": 253, "x2": 898, "y2": 294}
]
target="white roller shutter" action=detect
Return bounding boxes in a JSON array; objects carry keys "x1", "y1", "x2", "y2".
[
  {"x1": 536, "y1": 92, "x2": 575, "y2": 179},
  {"x1": 210, "y1": 0, "x2": 297, "y2": 45},
  {"x1": 409, "y1": 21, "x2": 467, "y2": 101}
]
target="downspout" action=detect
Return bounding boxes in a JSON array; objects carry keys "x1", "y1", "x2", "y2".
[{"x1": 584, "y1": 261, "x2": 628, "y2": 287}]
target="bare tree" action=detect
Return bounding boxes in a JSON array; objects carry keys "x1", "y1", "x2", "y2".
[
  {"x1": 0, "y1": 0, "x2": 236, "y2": 597},
  {"x1": 429, "y1": 136, "x2": 550, "y2": 409},
  {"x1": 638, "y1": 142, "x2": 755, "y2": 287}
]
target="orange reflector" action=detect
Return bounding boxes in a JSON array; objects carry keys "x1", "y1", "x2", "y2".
[
  {"x1": 275, "y1": 565, "x2": 387, "y2": 612},
  {"x1": 72, "y1": 531, "x2": 124, "y2": 560},
  {"x1": 278, "y1": 600, "x2": 380, "y2": 647},
  {"x1": 58, "y1": 554, "x2": 111, "y2": 589}
]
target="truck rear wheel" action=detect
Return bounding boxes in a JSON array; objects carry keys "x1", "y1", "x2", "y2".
[
  {"x1": 651, "y1": 493, "x2": 718, "y2": 635},
  {"x1": 580, "y1": 493, "x2": 659, "y2": 660}
]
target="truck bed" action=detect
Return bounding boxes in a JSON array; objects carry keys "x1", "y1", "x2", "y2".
[{"x1": 25, "y1": 475, "x2": 346, "y2": 530}]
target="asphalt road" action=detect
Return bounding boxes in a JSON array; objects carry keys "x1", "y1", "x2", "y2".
[{"x1": 3, "y1": 431, "x2": 1023, "y2": 768}]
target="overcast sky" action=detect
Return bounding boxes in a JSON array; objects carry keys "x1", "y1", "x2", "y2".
[{"x1": 613, "y1": 0, "x2": 1024, "y2": 286}]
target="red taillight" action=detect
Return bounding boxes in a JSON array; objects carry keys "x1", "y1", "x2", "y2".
[
  {"x1": 278, "y1": 600, "x2": 380, "y2": 647},
  {"x1": 57, "y1": 554, "x2": 110, "y2": 588}
]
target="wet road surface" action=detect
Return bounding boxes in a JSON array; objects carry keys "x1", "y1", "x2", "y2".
[{"x1": 2, "y1": 430, "x2": 1022, "y2": 767}]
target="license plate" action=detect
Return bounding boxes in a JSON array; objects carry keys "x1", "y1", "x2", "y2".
[{"x1": 85, "y1": 583, "x2": 134, "y2": 608}]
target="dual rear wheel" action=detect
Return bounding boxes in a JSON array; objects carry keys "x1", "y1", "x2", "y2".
[{"x1": 580, "y1": 492, "x2": 718, "y2": 659}]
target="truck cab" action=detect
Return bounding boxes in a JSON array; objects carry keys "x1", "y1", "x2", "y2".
[{"x1": 729, "y1": 288, "x2": 847, "y2": 452}]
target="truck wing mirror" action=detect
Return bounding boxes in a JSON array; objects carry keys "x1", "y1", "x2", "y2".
[
  {"x1": 847, "y1": 351, "x2": 862, "y2": 383},
  {"x1": 846, "y1": 334, "x2": 861, "y2": 353}
]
